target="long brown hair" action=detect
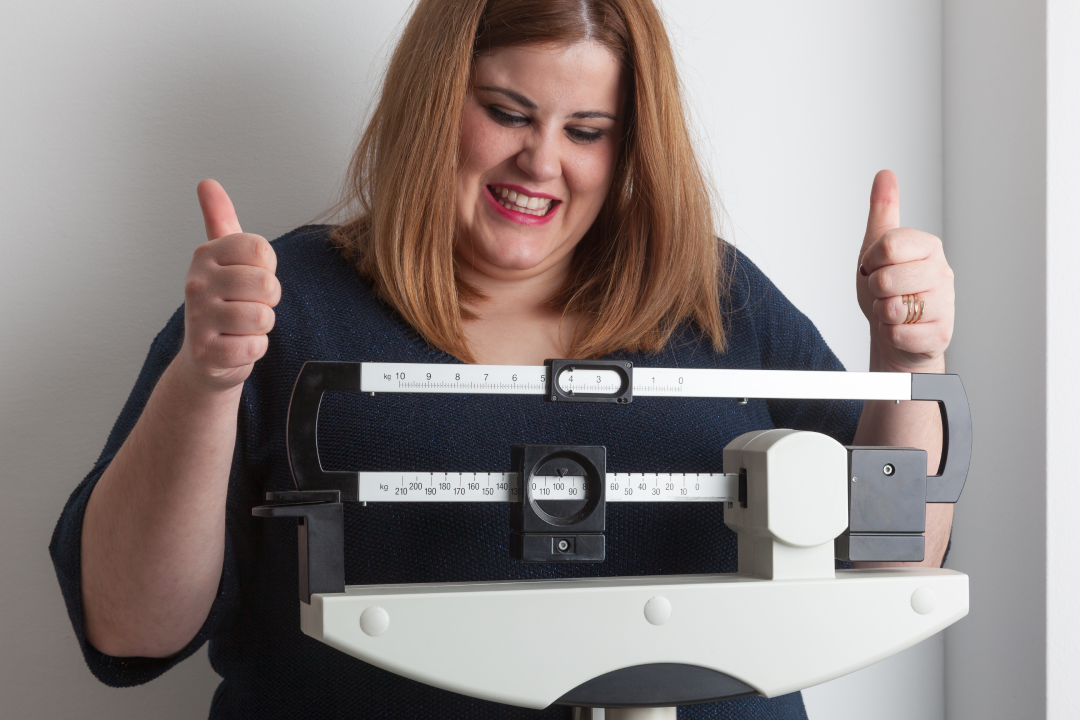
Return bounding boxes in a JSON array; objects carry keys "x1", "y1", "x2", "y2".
[{"x1": 330, "y1": 0, "x2": 726, "y2": 362}]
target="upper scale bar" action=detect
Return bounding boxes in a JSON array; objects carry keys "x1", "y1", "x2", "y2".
[{"x1": 360, "y1": 362, "x2": 912, "y2": 401}]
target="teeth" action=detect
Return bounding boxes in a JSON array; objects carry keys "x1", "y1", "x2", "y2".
[
  {"x1": 489, "y1": 185, "x2": 555, "y2": 217},
  {"x1": 496, "y1": 198, "x2": 546, "y2": 215}
]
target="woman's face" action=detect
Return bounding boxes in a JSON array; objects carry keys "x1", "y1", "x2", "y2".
[{"x1": 455, "y1": 41, "x2": 624, "y2": 283}]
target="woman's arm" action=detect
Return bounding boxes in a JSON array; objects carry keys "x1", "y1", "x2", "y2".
[
  {"x1": 852, "y1": 171, "x2": 956, "y2": 568},
  {"x1": 852, "y1": 367, "x2": 954, "y2": 569},
  {"x1": 82, "y1": 361, "x2": 242, "y2": 657},
  {"x1": 81, "y1": 181, "x2": 279, "y2": 657}
]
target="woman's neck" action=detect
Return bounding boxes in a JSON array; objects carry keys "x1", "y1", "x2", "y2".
[{"x1": 455, "y1": 252, "x2": 579, "y2": 365}]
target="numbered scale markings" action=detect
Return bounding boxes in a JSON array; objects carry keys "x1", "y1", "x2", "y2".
[
  {"x1": 356, "y1": 472, "x2": 738, "y2": 503},
  {"x1": 347, "y1": 362, "x2": 912, "y2": 505},
  {"x1": 361, "y1": 362, "x2": 912, "y2": 401}
]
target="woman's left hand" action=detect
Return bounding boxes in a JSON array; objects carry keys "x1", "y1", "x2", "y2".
[{"x1": 856, "y1": 170, "x2": 955, "y2": 373}]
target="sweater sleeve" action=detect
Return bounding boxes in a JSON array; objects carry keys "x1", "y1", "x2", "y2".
[
  {"x1": 729, "y1": 251, "x2": 864, "y2": 445},
  {"x1": 48, "y1": 306, "x2": 241, "y2": 687}
]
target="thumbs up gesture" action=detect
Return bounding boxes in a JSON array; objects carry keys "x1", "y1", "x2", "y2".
[
  {"x1": 178, "y1": 180, "x2": 281, "y2": 390},
  {"x1": 857, "y1": 171, "x2": 954, "y2": 373}
]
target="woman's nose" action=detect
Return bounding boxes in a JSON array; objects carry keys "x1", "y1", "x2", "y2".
[{"x1": 516, "y1": 131, "x2": 561, "y2": 182}]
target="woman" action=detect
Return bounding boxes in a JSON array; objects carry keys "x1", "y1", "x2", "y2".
[{"x1": 51, "y1": 0, "x2": 955, "y2": 717}]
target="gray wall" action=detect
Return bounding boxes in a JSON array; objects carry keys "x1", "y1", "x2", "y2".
[
  {"x1": 942, "y1": 2, "x2": 1047, "y2": 718},
  {"x1": 941, "y1": 1, "x2": 1080, "y2": 718},
  {"x1": 1, "y1": 1, "x2": 948, "y2": 717}
]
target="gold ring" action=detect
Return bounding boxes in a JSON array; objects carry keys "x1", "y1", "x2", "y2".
[{"x1": 903, "y1": 294, "x2": 925, "y2": 324}]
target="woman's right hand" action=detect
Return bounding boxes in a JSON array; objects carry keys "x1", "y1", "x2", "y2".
[
  {"x1": 82, "y1": 180, "x2": 275, "y2": 657},
  {"x1": 181, "y1": 180, "x2": 281, "y2": 391}
]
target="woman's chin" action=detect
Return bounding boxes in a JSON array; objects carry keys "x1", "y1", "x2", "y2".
[
  {"x1": 458, "y1": 243, "x2": 561, "y2": 277},
  {"x1": 481, "y1": 256, "x2": 550, "y2": 275}
]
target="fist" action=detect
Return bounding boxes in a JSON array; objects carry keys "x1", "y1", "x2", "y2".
[
  {"x1": 179, "y1": 179, "x2": 281, "y2": 390},
  {"x1": 856, "y1": 171, "x2": 954, "y2": 372}
]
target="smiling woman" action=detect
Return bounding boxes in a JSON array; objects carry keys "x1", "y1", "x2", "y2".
[
  {"x1": 330, "y1": 0, "x2": 725, "y2": 363},
  {"x1": 53, "y1": 0, "x2": 957, "y2": 718}
]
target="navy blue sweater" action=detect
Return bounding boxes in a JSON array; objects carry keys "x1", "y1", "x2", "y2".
[{"x1": 51, "y1": 226, "x2": 862, "y2": 719}]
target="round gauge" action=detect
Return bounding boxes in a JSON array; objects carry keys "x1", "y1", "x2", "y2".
[
  {"x1": 526, "y1": 451, "x2": 603, "y2": 527},
  {"x1": 526, "y1": 470, "x2": 588, "y2": 502}
]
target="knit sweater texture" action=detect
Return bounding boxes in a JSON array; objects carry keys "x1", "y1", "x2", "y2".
[{"x1": 51, "y1": 226, "x2": 862, "y2": 719}]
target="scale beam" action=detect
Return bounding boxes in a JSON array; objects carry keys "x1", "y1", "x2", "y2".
[{"x1": 286, "y1": 361, "x2": 970, "y2": 505}]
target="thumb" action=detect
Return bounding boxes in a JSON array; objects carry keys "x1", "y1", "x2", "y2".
[
  {"x1": 196, "y1": 179, "x2": 242, "y2": 241},
  {"x1": 860, "y1": 169, "x2": 900, "y2": 258}
]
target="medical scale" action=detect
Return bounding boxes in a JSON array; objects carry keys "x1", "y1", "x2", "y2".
[{"x1": 254, "y1": 359, "x2": 970, "y2": 718}]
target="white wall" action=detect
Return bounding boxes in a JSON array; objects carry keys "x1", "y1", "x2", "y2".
[
  {"x1": 1046, "y1": 3, "x2": 1080, "y2": 718},
  {"x1": 665, "y1": 1, "x2": 943, "y2": 373},
  {"x1": 0, "y1": 1, "x2": 946, "y2": 717},
  {"x1": 0, "y1": 2, "x2": 407, "y2": 717}
]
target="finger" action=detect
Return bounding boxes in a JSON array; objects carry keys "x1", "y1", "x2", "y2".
[
  {"x1": 202, "y1": 333, "x2": 270, "y2": 370},
  {"x1": 206, "y1": 300, "x2": 277, "y2": 337},
  {"x1": 202, "y1": 233, "x2": 277, "y2": 273},
  {"x1": 879, "y1": 320, "x2": 953, "y2": 358},
  {"x1": 860, "y1": 169, "x2": 900, "y2": 258},
  {"x1": 207, "y1": 265, "x2": 282, "y2": 306},
  {"x1": 873, "y1": 292, "x2": 946, "y2": 326},
  {"x1": 867, "y1": 258, "x2": 953, "y2": 299},
  {"x1": 861, "y1": 228, "x2": 942, "y2": 275},
  {"x1": 197, "y1": 179, "x2": 243, "y2": 242}
]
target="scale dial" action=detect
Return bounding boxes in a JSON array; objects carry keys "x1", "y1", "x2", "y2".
[
  {"x1": 529, "y1": 456, "x2": 595, "y2": 523},
  {"x1": 526, "y1": 473, "x2": 588, "y2": 502}
]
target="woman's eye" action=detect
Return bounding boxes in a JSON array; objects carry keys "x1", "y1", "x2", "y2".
[
  {"x1": 487, "y1": 106, "x2": 528, "y2": 127},
  {"x1": 567, "y1": 127, "x2": 603, "y2": 144}
]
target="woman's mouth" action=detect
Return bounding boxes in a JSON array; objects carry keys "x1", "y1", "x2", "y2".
[{"x1": 487, "y1": 185, "x2": 557, "y2": 217}]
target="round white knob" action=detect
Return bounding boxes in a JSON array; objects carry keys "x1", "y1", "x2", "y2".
[
  {"x1": 644, "y1": 596, "x2": 672, "y2": 625},
  {"x1": 910, "y1": 587, "x2": 937, "y2": 615},
  {"x1": 360, "y1": 606, "x2": 390, "y2": 636}
]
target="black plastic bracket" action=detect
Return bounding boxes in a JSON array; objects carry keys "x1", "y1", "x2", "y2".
[
  {"x1": 910, "y1": 373, "x2": 971, "y2": 503},
  {"x1": 510, "y1": 445, "x2": 606, "y2": 562},
  {"x1": 287, "y1": 361, "x2": 362, "y2": 501},
  {"x1": 846, "y1": 447, "x2": 926, "y2": 533},
  {"x1": 836, "y1": 447, "x2": 927, "y2": 563},
  {"x1": 252, "y1": 490, "x2": 344, "y2": 603},
  {"x1": 545, "y1": 359, "x2": 633, "y2": 404},
  {"x1": 836, "y1": 532, "x2": 925, "y2": 563}
]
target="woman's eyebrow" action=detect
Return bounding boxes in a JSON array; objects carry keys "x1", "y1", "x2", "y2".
[
  {"x1": 475, "y1": 85, "x2": 537, "y2": 109},
  {"x1": 569, "y1": 110, "x2": 617, "y2": 121},
  {"x1": 475, "y1": 85, "x2": 617, "y2": 121}
]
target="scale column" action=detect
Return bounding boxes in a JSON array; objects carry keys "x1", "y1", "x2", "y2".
[
  {"x1": 571, "y1": 708, "x2": 677, "y2": 720},
  {"x1": 722, "y1": 429, "x2": 848, "y2": 580}
]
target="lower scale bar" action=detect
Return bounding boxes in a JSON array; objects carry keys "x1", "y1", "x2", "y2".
[{"x1": 356, "y1": 472, "x2": 738, "y2": 503}]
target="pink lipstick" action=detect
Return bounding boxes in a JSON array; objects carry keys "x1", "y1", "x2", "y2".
[{"x1": 484, "y1": 185, "x2": 561, "y2": 226}]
